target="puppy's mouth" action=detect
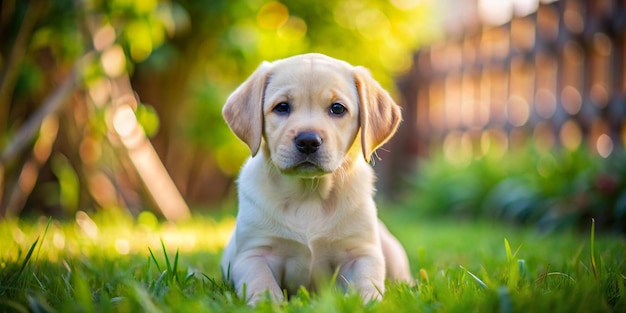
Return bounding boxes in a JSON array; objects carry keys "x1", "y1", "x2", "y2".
[{"x1": 282, "y1": 160, "x2": 330, "y2": 177}]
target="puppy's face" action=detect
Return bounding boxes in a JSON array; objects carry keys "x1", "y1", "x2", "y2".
[
  {"x1": 222, "y1": 53, "x2": 402, "y2": 177},
  {"x1": 262, "y1": 59, "x2": 359, "y2": 177}
]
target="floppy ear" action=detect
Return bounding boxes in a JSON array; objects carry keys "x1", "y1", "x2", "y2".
[
  {"x1": 354, "y1": 66, "x2": 402, "y2": 163},
  {"x1": 222, "y1": 62, "x2": 272, "y2": 157}
]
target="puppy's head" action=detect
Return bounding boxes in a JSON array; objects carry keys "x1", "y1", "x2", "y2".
[{"x1": 223, "y1": 54, "x2": 401, "y2": 177}]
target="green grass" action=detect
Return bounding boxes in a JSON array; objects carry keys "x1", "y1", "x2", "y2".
[{"x1": 1, "y1": 208, "x2": 625, "y2": 312}]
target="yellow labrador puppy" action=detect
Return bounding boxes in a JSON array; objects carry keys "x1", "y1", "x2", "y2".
[{"x1": 221, "y1": 53, "x2": 411, "y2": 304}]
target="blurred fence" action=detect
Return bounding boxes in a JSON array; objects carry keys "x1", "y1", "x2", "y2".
[{"x1": 379, "y1": 0, "x2": 626, "y2": 194}]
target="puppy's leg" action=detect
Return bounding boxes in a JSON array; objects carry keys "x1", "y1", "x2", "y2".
[
  {"x1": 231, "y1": 255, "x2": 284, "y2": 304},
  {"x1": 339, "y1": 252, "x2": 386, "y2": 301},
  {"x1": 379, "y1": 221, "x2": 413, "y2": 283}
]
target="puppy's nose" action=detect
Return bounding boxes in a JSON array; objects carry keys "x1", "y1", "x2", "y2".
[{"x1": 295, "y1": 132, "x2": 322, "y2": 155}]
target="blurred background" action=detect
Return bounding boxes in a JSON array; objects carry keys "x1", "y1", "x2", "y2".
[{"x1": 1, "y1": 0, "x2": 625, "y2": 233}]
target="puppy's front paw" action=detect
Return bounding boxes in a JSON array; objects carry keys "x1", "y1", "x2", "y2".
[
  {"x1": 247, "y1": 289, "x2": 285, "y2": 306},
  {"x1": 358, "y1": 284, "x2": 383, "y2": 303}
]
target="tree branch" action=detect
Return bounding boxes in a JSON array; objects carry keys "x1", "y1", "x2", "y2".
[
  {"x1": 0, "y1": 0, "x2": 46, "y2": 132},
  {"x1": 0, "y1": 54, "x2": 91, "y2": 164}
]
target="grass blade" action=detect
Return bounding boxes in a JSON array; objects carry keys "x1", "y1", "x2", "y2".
[
  {"x1": 224, "y1": 262, "x2": 232, "y2": 282},
  {"x1": 1, "y1": 238, "x2": 38, "y2": 295},
  {"x1": 201, "y1": 273, "x2": 220, "y2": 289},
  {"x1": 147, "y1": 247, "x2": 161, "y2": 272},
  {"x1": 460, "y1": 266, "x2": 487, "y2": 289},
  {"x1": 160, "y1": 239, "x2": 171, "y2": 275},
  {"x1": 13, "y1": 238, "x2": 39, "y2": 285},
  {"x1": 34, "y1": 217, "x2": 52, "y2": 264},
  {"x1": 545, "y1": 272, "x2": 576, "y2": 283},
  {"x1": 590, "y1": 218, "x2": 598, "y2": 279},
  {"x1": 172, "y1": 249, "x2": 179, "y2": 283},
  {"x1": 184, "y1": 270, "x2": 195, "y2": 284},
  {"x1": 504, "y1": 238, "x2": 513, "y2": 263}
]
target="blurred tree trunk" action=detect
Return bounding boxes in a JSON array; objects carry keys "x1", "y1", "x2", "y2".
[
  {"x1": 131, "y1": 30, "x2": 232, "y2": 206},
  {"x1": 0, "y1": 1, "x2": 191, "y2": 220},
  {"x1": 0, "y1": 0, "x2": 45, "y2": 210}
]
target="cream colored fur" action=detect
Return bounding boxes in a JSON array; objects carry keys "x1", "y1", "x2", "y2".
[{"x1": 221, "y1": 53, "x2": 411, "y2": 304}]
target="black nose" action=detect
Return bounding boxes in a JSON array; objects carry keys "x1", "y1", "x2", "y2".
[{"x1": 295, "y1": 132, "x2": 322, "y2": 155}]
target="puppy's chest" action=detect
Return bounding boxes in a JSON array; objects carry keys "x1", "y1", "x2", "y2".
[{"x1": 279, "y1": 198, "x2": 340, "y2": 241}]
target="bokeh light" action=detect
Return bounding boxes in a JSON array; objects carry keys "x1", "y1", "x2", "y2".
[
  {"x1": 507, "y1": 95, "x2": 530, "y2": 127},
  {"x1": 403, "y1": 0, "x2": 624, "y2": 169},
  {"x1": 559, "y1": 119, "x2": 582, "y2": 151},
  {"x1": 596, "y1": 134, "x2": 614, "y2": 158}
]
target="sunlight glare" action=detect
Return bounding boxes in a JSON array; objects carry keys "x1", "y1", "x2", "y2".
[
  {"x1": 93, "y1": 24, "x2": 116, "y2": 51},
  {"x1": 257, "y1": 2, "x2": 289, "y2": 30},
  {"x1": 513, "y1": 0, "x2": 539, "y2": 17},
  {"x1": 115, "y1": 238, "x2": 131, "y2": 255},
  {"x1": 113, "y1": 105, "x2": 138, "y2": 138},
  {"x1": 53, "y1": 231, "x2": 66, "y2": 249},
  {"x1": 596, "y1": 134, "x2": 614, "y2": 158},
  {"x1": 101, "y1": 45, "x2": 126, "y2": 77},
  {"x1": 479, "y1": 0, "x2": 513, "y2": 25},
  {"x1": 76, "y1": 211, "x2": 99, "y2": 239}
]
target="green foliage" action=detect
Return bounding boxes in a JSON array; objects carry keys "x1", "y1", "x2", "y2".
[
  {"x1": 50, "y1": 154, "x2": 80, "y2": 213},
  {"x1": 135, "y1": 103, "x2": 160, "y2": 137},
  {"x1": 403, "y1": 146, "x2": 626, "y2": 233},
  {"x1": 139, "y1": 0, "x2": 441, "y2": 174},
  {"x1": 2, "y1": 1, "x2": 442, "y2": 215},
  {"x1": 1, "y1": 210, "x2": 625, "y2": 312}
]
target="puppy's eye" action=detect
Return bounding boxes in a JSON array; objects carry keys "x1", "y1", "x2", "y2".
[
  {"x1": 329, "y1": 103, "x2": 347, "y2": 116},
  {"x1": 273, "y1": 102, "x2": 290, "y2": 115}
]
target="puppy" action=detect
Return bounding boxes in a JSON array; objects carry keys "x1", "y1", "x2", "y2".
[{"x1": 221, "y1": 53, "x2": 411, "y2": 304}]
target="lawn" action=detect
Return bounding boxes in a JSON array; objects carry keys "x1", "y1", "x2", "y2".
[{"x1": 1, "y1": 207, "x2": 624, "y2": 312}]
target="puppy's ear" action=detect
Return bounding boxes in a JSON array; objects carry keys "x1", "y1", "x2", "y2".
[
  {"x1": 354, "y1": 66, "x2": 402, "y2": 162},
  {"x1": 222, "y1": 62, "x2": 272, "y2": 156}
]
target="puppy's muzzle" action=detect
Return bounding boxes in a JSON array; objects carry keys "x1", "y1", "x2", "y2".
[{"x1": 295, "y1": 132, "x2": 322, "y2": 155}]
